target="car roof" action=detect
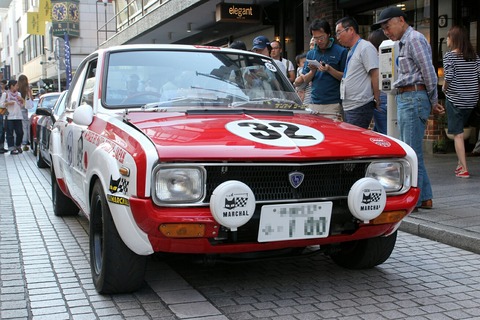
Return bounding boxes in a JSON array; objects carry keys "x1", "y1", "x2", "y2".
[
  {"x1": 89, "y1": 44, "x2": 263, "y2": 59},
  {"x1": 40, "y1": 92, "x2": 62, "y2": 98}
]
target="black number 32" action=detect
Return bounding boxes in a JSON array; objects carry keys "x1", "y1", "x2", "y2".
[{"x1": 238, "y1": 121, "x2": 316, "y2": 140}]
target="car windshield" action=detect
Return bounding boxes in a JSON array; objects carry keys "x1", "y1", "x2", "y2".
[
  {"x1": 103, "y1": 49, "x2": 304, "y2": 110},
  {"x1": 40, "y1": 95, "x2": 61, "y2": 109}
]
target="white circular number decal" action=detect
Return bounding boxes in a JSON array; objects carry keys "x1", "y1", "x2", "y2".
[{"x1": 226, "y1": 120, "x2": 324, "y2": 147}]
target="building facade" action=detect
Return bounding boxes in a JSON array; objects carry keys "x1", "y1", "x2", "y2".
[{"x1": 1, "y1": 0, "x2": 478, "y2": 149}]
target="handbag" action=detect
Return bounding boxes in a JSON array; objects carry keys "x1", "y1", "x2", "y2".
[{"x1": 0, "y1": 107, "x2": 7, "y2": 116}]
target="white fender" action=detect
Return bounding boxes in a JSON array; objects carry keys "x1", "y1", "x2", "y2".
[{"x1": 86, "y1": 144, "x2": 153, "y2": 255}]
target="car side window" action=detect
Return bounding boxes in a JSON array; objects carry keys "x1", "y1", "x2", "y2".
[
  {"x1": 81, "y1": 63, "x2": 97, "y2": 107},
  {"x1": 68, "y1": 58, "x2": 97, "y2": 111}
]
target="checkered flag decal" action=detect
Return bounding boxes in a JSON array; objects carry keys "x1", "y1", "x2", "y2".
[
  {"x1": 370, "y1": 192, "x2": 381, "y2": 202},
  {"x1": 117, "y1": 178, "x2": 129, "y2": 194},
  {"x1": 235, "y1": 197, "x2": 248, "y2": 207}
]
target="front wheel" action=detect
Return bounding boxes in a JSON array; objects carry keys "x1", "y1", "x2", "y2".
[
  {"x1": 89, "y1": 180, "x2": 146, "y2": 294},
  {"x1": 329, "y1": 231, "x2": 397, "y2": 269}
]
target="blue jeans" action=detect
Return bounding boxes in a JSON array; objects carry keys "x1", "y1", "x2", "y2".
[
  {"x1": 396, "y1": 90, "x2": 432, "y2": 206},
  {"x1": 373, "y1": 92, "x2": 388, "y2": 134},
  {"x1": 344, "y1": 101, "x2": 375, "y2": 129}
]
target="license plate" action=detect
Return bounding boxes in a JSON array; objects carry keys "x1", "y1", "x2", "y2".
[{"x1": 258, "y1": 202, "x2": 332, "y2": 242}]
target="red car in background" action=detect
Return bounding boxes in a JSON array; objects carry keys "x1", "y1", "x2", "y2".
[{"x1": 30, "y1": 92, "x2": 61, "y2": 156}]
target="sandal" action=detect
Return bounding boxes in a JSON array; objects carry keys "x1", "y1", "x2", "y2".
[{"x1": 10, "y1": 149, "x2": 19, "y2": 155}]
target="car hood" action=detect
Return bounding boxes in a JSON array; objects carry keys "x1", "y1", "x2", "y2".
[{"x1": 126, "y1": 111, "x2": 406, "y2": 161}]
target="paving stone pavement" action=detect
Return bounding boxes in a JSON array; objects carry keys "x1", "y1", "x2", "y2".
[{"x1": 1, "y1": 150, "x2": 480, "y2": 319}]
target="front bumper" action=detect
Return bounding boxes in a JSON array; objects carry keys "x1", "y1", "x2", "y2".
[{"x1": 129, "y1": 187, "x2": 420, "y2": 254}]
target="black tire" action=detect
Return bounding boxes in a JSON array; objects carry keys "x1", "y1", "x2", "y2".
[
  {"x1": 90, "y1": 180, "x2": 146, "y2": 294},
  {"x1": 329, "y1": 231, "x2": 397, "y2": 269},
  {"x1": 30, "y1": 129, "x2": 35, "y2": 155},
  {"x1": 32, "y1": 140, "x2": 38, "y2": 156},
  {"x1": 37, "y1": 147, "x2": 48, "y2": 168},
  {"x1": 51, "y1": 168, "x2": 78, "y2": 216}
]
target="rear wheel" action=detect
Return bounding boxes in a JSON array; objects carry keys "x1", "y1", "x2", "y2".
[
  {"x1": 32, "y1": 140, "x2": 38, "y2": 156},
  {"x1": 329, "y1": 231, "x2": 397, "y2": 269},
  {"x1": 30, "y1": 129, "x2": 36, "y2": 155},
  {"x1": 89, "y1": 180, "x2": 146, "y2": 294},
  {"x1": 51, "y1": 168, "x2": 78, "y2": 216},
  {"x1": 37, "y1": 145, "x2": 48, "y2": 168}
]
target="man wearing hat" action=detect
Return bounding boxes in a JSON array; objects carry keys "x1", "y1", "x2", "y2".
[
  {"x1": 251, "y1": 35, "x2": 287, "y2": 76},
  {"x1": 373, "y1": 7, "x2": 444, "y2": 210}
]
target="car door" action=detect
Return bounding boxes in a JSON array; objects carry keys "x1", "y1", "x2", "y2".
[
  {"x1": 61, "y1": 58, "x2": 97, "y2": 213},
  {"x1": 44, "y1": 91, "x2": 67, "y2": 157}
]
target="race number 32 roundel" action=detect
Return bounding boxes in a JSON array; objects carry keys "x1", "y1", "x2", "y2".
[{"x1": 226, "y1": 120, "x2": 324, "y2": 147}]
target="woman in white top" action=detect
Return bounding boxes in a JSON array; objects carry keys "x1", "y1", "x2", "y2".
[{"x1": 0, "y1": 80, "x2": 25, "y2": 154}]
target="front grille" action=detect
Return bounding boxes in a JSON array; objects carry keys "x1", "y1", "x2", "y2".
[{"x1": 204, "y1": 162, "x2": 370, "y2": 203}]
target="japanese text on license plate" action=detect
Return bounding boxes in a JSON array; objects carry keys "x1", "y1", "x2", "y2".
[{"x1": 258, "y1": 202, "x2": 332, "y2": 242}]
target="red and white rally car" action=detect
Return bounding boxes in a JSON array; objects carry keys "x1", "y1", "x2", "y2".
[{"x1": 42, "y1": 44, "x2": 419, "y2": 294}]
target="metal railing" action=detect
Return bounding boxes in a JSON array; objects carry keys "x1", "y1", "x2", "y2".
[{"x1": 96, "y1": 0, "x2": 169, "y2": 47}]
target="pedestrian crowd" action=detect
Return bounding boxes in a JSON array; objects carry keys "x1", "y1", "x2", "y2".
[
  {"x1": 2, "y1": 9, "x2": 479, "y2": 212},
  {"x1": 0, "y1": 75, "x2": 43, "y2": 155},
  {"x1": 227, "y1": 6, "x2": 479, "y2": 211}
]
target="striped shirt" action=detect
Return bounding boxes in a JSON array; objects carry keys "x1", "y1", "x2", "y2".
[
  {"x1": 394, "y1": 26, "x2": 438, "y2": 106},
  {"x1": 443, "y1": 51, "x2": 480, "y2": 108}
]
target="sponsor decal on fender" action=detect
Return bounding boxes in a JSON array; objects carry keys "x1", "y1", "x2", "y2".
[
  {"x1": 370, "y1": 137, "x2": 391, "y2": 147},
  {"x1": 84, "y1": 131, "x2": 127, "y2": 163},
  {"x1": 109, "y1": 175, "x2": 129, "y2": 194},
  {"x1": 107, "y1": 194, "x2": 130, "y2": 206}
]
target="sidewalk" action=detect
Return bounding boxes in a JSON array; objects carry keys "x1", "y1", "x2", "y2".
[
  {"x1": 400, "y1": 152, "x2": 480, "y2": 254},
  {"x1": 1, "y1": 150, "x2": 480, "y2": 255}
]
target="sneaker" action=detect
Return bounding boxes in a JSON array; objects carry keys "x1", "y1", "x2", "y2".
[
  {"x1": 17, "y1": 147, "x2": 23, "y2": 154},
  {"x1": 456, "y1": 170, "x2": 470, "y2": 178},
  {"x1": 10, "y1": 149, "x2": 19, "y2": 155},
  {"x1": 23, "y1": 145, "x2": 29, "y2": 151},
  {"x1": 455, "y1": 165, "x2": 463, "y2": 174},
  {"x1": 0, "y1": 149, "x2": 5, "y2": 154}
]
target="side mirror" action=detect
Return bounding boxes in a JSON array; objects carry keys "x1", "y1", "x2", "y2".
[
  {"x1": 73, "y1": 104, "x2": 94, "y2": 126},
  {"x1": 36, "y1": 107, "x2": 57, "y2": 125}
]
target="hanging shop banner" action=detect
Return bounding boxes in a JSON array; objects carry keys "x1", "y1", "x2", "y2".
[
  {"x1": 39, "y1": 0, "x2": 52, "y2": 22},
  {"x1": 215, "y1": 3, "x2": 261, "y2": 23},
  {"x1": 52, "y1": 0, "x2": 80, "y2": 37},
  {"x1": 27, "y1": 12, "x2": 45, "y2": 35},
  {"x1": 64, "y1": 32, "x2": 73, "y2": 89}
]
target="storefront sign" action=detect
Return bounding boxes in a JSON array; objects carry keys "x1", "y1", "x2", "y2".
[{"x1": 215, "y1": 3, "x2": 261, "y2": 23}]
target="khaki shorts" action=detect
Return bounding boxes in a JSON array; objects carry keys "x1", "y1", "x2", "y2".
[{"x1": 307, "y1": 103, "x2": 344, "y2": 121}]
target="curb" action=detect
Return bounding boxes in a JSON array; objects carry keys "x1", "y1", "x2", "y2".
[{"x1": 399, "y1": 217, "x2": 480, "y2": 255}]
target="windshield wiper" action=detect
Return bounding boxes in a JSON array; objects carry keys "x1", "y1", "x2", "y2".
[
  {"x1": 189, "y1": 86, "x2": 248, "y2": 102},
  {"x1": 231, "y1": 97, "x2": 300, "y2": 108},
  {"x1": 141, "y1": 95, "x2": 230, "y2": 111},
  {"x1": 196, "y1": 71, "x2": 241, "y2": 88}
]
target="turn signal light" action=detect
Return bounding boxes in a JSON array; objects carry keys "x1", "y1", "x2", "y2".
[
  {"x1": 159, "y1": 224, "x2": 205, "y2": 238},
  {"x1": 370, "y1": 210, "x2": 407, "y2": 225}
]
